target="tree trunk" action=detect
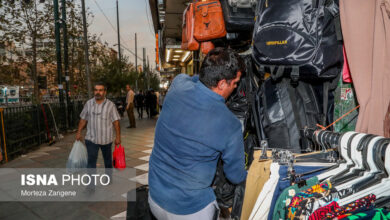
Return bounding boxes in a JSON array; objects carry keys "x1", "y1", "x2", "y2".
[{"x1": 32, "y1": 33, "x2": 40, "y2": 103}]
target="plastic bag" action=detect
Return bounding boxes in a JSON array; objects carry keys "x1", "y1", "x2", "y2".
[
  {"x1": 113, "y1": 145, "x2": 126, "y2": 170},
  {"x1": 66, "y1": 141, "x2": 88, "y2": 173}
]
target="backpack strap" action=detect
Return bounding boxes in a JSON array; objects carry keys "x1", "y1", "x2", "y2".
[
  {"x1": 334, "y1": 14, "x2": 343, "y2": 41},
  {"x1": 323, "y1": 81, "x2": 330, "y2": 127},
  {"x1": 291, "y1": 66, "x2": 300, "y2": 82},
  {"x1": 271, "y1": 65, "x2": 284, "y2": 80},
  {"x1": 287, "y1": 80, "x2": 303, "y2": 130},
  {"x1": 324, "y1": 0, "x2": 343, "y2": 41},
  {"x1": 246, "y1": 64, "x2": 266, "y2": 143}
]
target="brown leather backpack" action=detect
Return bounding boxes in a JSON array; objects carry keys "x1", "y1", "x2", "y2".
[
  {"x1": 181, "y1": 2, "x2": 200, "y2": 51},
  {"x1": 194, "y1": 0, "x2": 227, "y2": 42}
]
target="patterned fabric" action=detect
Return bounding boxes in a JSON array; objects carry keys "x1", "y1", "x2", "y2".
[
  {"x1": 287, "y1": 181, "x2": 332, "y2": 219},
  {"x1": 333, "y1": 76, "x2": 358, "y2": 133},
  {"x1": 272, "y1": 177, "x2": 319, "y2": 220},
  {"x1": 340, "y1": 208, "x2": 390, "y2": 220},
  {"x1": 309, "y1": 201, "x2": 340, "y2": 220},
  {"x1": 324, "y1": 194, "x2": 376, "y2": 219},
  {"x1": 288, "y1": 187, "x2": 349, "y2": 219}
]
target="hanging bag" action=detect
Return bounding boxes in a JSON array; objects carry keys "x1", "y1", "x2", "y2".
[
  {"x1": 194, "y1": 0, "x2": 227, "y2": 41},
  {"x1": 66, "y1": 141, "x2": 88, "y2": 173},
  {"x1": 256, "y1": 78, "x2": 322, "y2": 152},
  {"x1": 181, "y1": 2, "x2": 200, "y2": 50},
  {"x1": 252, "y1": 0, "x2": 343, "y2": 82},
  {"x1": 220, "y1": 0, "x2": 257, "y2": 32},
  {"x1": 113, "y1": 144, "x2": 126, "y2": 170}
]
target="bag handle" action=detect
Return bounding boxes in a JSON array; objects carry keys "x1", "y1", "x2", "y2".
[{"x1": 202, "y1": 4, "x2": 209, "y2": 16}]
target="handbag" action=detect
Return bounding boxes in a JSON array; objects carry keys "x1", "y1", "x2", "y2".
[{"x1": 113, "y1": 144, "x2": 126, "y2": 170}]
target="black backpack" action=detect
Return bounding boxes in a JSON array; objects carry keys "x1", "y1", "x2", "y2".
[
  {"x1": 252, "y1": 0, "x2": 343, "y2": 81},
  {"x1": 220, "y1": 0, "x2": 257, "y2": 33},
  {"x1": 256, "y1": 78, "x2": 322, "y2": 152}
]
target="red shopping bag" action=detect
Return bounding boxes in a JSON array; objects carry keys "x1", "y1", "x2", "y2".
[{"x1": 113, "y1": 145, "x2": 126, "y2": 170}]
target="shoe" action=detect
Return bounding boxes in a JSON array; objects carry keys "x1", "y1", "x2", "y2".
[
  {"x1": 130, "y1": 126, "x2": 136, "y2": 128},
  {"x1": 126, "y1": 126, "x2": 131, "y2": 129}
]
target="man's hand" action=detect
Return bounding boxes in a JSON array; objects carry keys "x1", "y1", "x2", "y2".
[
  {"x1": 115, "y1": 136, "x2": 121, "y2": 146},
  {"x1": 76, "y1": 132, "x2": 82, "y2": 141},
  {"x1": 76, "y1": 119, "x2": 87, "y2": 141}
]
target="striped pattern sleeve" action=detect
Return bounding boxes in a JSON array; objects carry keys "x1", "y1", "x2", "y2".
[{"x1": 80, "y1": 100, "x2": 90, "y2": 120}]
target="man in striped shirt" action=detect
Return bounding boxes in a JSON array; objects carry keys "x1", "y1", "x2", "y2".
[{"x1": 76, "y1": 82, "x2": 121, "y2": 187}]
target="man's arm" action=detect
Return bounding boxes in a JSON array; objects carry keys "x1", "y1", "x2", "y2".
[
  {"x1": 113, "y1": 120, "x2": 121, "y2": 145},
  {"x1": 76, "y1": 119, "x2": 87, "y2": 141},
  {"x1": 221, "y1": 130, "x2": 247, "y2": 184}
]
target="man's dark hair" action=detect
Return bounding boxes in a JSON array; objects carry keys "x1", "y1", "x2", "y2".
[
  {"x1": 94, "y1": 82, "x2": 107, "y2": 91},
  {"x1": 199, "y1": 47, "x2": 245, "y2": 88}
]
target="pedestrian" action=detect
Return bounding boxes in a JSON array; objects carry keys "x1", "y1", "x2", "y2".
[
  {"x1": 135, "y1": 90, "x2": 144, "y2": 119},
  {"x1": 76, "y1": 82, "x2": 121, "y2": 191},
  {"x1": 148, "y1": 47, "x2": 247, "y2": 220},
  {"x1": 158, "y1": 91, "x2": 165, "y2": 111},
  {"x1": 0, "y1": 148, "x2": 3, "y2": 162},
  {"x1": 145, "y1": 90, "x2": 153, "y2": 119},
  {"x1": 125, "y1": 84, "x2": 136, "y2": 128},
  {"x1": 150, "y1": 90, "x2": 157, "y2": 117}
]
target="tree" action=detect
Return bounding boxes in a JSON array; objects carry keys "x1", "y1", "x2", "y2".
[{"x1": 2, "y1": 0, "x2": 54, "y2": 102}]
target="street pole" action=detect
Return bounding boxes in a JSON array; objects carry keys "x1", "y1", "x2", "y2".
[
  {"x1": 81, "y1": 0, "x2": 92, "y2": 98},
  {"x1": 61, "y1": 0, "x2": 70, "y2": 128},
  {"x1": 147, "y1": 55, "x2": 150, "y2": 89},
  {"x1": 116, "y1": 0, "x2": 122, "y2": 76},
  {"x1": 135, "y1": 33, "x2": 138, "y2": 90},
  {"x1": 53, "y1": 0, "x2": 64, "y2": 109},
  {"x1": 143, "y1": 48, "x2": 146, "y2": 89}
]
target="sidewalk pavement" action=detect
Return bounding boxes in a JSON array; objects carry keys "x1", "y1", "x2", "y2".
[{"x1": 0, "y1": 111, "x2": 157, "y2": 220}]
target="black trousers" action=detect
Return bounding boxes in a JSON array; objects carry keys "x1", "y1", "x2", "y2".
[{"x1": 137, "y1": 105, "x2": 143, "y2": 118}]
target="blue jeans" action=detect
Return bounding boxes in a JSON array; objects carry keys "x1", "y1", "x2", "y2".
[{"x1": 85, "y1": 140, "x2": 113, "y2": 187}]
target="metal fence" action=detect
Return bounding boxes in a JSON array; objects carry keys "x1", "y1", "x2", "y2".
[{"x1": 0, "y1": 99, "x2": 86, "y2": 159}]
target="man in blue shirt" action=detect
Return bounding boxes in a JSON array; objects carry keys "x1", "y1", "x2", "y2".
[{"x1": 148, "y1": 48, "x2": 247, "y2": 219}]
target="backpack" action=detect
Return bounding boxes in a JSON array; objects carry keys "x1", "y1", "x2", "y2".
[
  {"x1": 252, "y1": 0, "x2": 343, "y2": 81},
  {"x1": 194, "y1": 0, "x2": 227, "y2": 41},
  {"x1": 220, "y1": 0, "x2": 257, "y2": 32},
  {"x1": 256, "y1": 78, "x2": 322, "y2": 152},
  {"x1": 181, "y1": 2, "x2": 200, "y2": 50}
]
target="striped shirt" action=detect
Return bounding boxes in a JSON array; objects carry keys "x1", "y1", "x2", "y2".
[{"x1": 80, "y1": 98, "x2": 121, "y2": 145}]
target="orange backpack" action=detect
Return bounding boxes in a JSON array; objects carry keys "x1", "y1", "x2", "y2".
[
  {"x1": 194, "y1": 0, "x2": 227, "y2": 42},
  {"x1": 181, "y1": 3, "x2": 200, "y2": 51}
]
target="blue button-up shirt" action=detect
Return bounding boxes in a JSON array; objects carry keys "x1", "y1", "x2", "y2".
[{"x1": 149, "y1": 74, "x2": 247, "y2": 215}]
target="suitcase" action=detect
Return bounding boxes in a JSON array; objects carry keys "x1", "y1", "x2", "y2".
[
  {"x1": 181, "y1": 2, "x2": 200, "y2": 50},
  {"x1": 194, "y1": 0, "x2": 227, "y2": 41},
  {"x1": 220, "y1": 0, "x2": 257, "y2": 32}
]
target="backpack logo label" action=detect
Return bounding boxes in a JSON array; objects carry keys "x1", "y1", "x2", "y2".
[
  {"x1": 204, "y1": 22, "x2": 210, "y2": 29},
  {"x1": 266, "y1": 40, "x2": 287, "y2": 46}
]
